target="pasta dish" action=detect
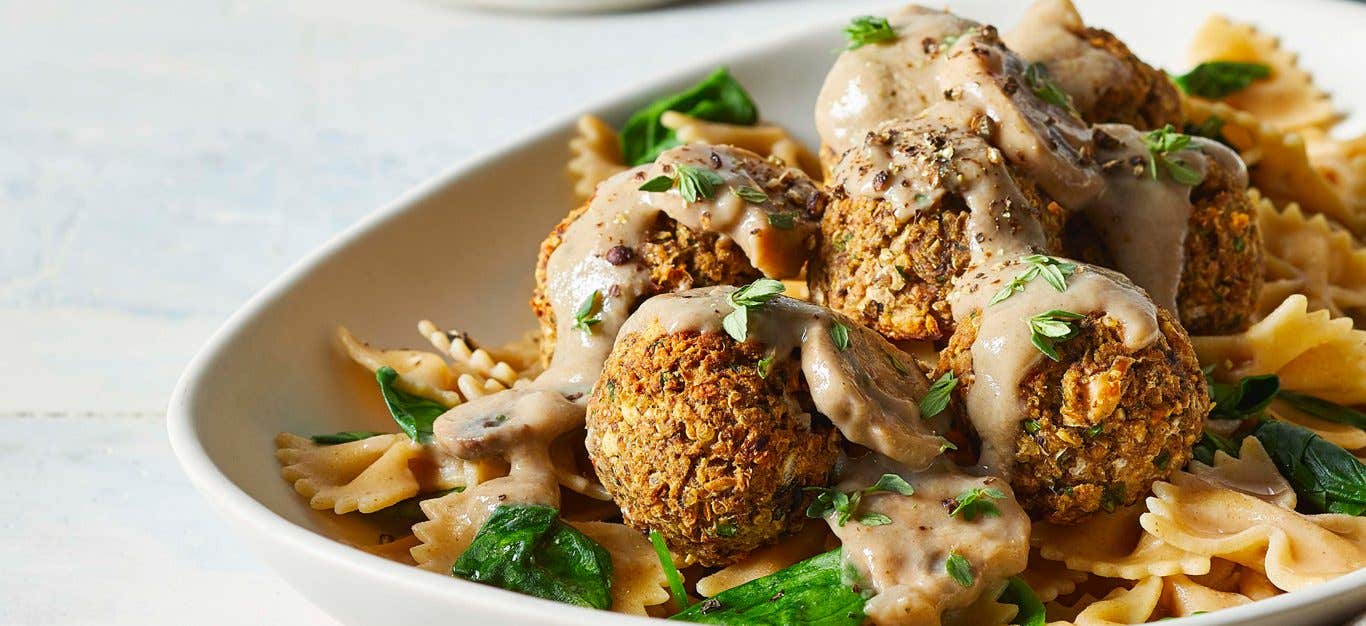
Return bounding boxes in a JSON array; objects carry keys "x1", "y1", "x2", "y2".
[{"x1": 274, "y1": 2, "x2": 1366, "y2": 623}]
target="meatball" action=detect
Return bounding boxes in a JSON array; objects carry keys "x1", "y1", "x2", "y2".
[
  {"x1": 935, "y1": 303, "x2": 1207, "y2": 524},
  {"x1": 532, "y1": 205, "x2": 760, "y2": 363},
  {"x1": 807, "y1": 123, "x2": 1068, "y2": 342},
  {"x1": 586, "y1": 320, "x2": 841, "y2": 567},
  {"x1": 1175, "y1": 158, "x2": 1264, "y2": 334},
  {"x1": 1006, "y1": 0, "x2": 1182, "y2": 130}
]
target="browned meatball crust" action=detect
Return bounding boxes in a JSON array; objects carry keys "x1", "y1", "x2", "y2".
[
  {"x1": 1068, "y1": 28, "x2": 1183, "y2": 130},
  {"x1": 808, "y1": 125, "x2": 1067, "y2": 343},
  {"x1": 532, "y1": 204, "x2": 762, "y2": 364},
  {"x1": 934, "y1": 306, "x2": 1207, "y2": 524},
  {"x1": 586, "y1": 321, "x2": 841, "y2": 567}
]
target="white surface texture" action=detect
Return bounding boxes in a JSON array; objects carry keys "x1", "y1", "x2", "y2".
[
  {"x1": 0, "y1": 1, "x2": 889, "y2": 623},
  {"x1": 7, "y1": 0, "x2": 1365, "y2": 624}
]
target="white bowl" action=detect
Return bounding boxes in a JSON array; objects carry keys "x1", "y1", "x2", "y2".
[{"x1": 168, "y1": 1, "x2": 1366, "y2": 623}]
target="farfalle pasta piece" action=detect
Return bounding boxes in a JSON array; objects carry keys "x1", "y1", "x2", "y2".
[
  {"x1": 410, "y1": 483, "x2": 492, "y2": 573},
  {"x1": 1255, "y1": 190, "x2": 1366, "y2": 323},
  {"x1": 568, "y1": 114, "x2": 628, "y2": 201},
  {"x1": 1069, "y1": 576, "x2": 1163, "y2": 626},
  {"x1": 1020, "y1": 552, "x2": 1089, "y2": 602},
  {"x1": 1187, "y1": 437, "x2": 1296, "y2": 508},
  {"x1": 1269, "y1": 398, "x2": 1366, "y2": 452},
  {"x1": 695, "y1": 523, "x2": 830, "y2": 597},
  {"x1": 1032, "y1": 504, "x2": 1208, "y2": 579},
  {"x1": 338, "y1": 326, "x2": 462, "y2": 406},
  {"x1": 1158, "y1": 574, "x2": 1253, "y2": 618},
  {"x1": 1187, "y1": 16, "x2": 1339, "y2": 132},
  {"x1": 416, "y1": 320, "x2": 528, "y2": 400},
  {"x1": 660, "y1": 111, "x2": 822, "y2": 180},
  {"x1": 358, "y1": 534, "x2": 422, "y2": 565},
  {"x1": 570, "y1": 522, "x2": 670, "y2": 615},
  {"x1": 276, "y1": 432, "x2": 424, "y2": 514},
  {"x1": 1183, "y1": 99, "x2": 1361, "y2": 234},
  {"x1": 1193, "y1": 294, "x2": 1366, "y2": 405},
  {"x1": 1306, "y1": 130, "x2": 1366, "y2": 218},
  {"x1": 1140, "y1": 472, "x2": 1366, "y2": 591}
]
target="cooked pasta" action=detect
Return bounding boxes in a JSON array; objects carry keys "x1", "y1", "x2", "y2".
[{"x1": 272, "y1": 3, "x2": 1366, "y2": 624}]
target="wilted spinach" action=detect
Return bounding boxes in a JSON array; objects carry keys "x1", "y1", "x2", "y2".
[
  {"x1": 375, "y1": 366, "x2": 447, "y2": 443},
  {"x1": 1207, "y1": 373, "x2": 1279, "y2": 420},
  {"x1": 619, "y1": 68, "x2": 758, "y2": 165},
  {"x1": 451, "y1": 504, "x2": 614, "y2": 609},
  {"x1": 997, "y1": 576, "x2": 1045, "y2": 626},
  {"x1": 1277, "y1": 391, "x2": 1366, "y2": 430},
  {"x1": 1253, "y1": 420, "x2": 1366, "y2": 516},
  {"x1": 671, "y1": 549, "x2": 866, "y2": 625}
]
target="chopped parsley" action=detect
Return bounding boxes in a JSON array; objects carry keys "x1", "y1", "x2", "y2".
[
  {"x1": 572, "y1": 290, "x2": 603, "y2": 333},
  {"x1": 948, "y1": 487, "x2": 1006, "y2": 521},
  {"x1": 714, "y1": 522, "x2": 738, "y2": 538},
  {"x1": 1026, "y1": 309, "x2": 1085, "y2": 361},
  {"x1": 946, "y1": 552, "x2": 974, "y2": 587},
  {"x1": 1100, "y1": 484, "x2": 1126, "y2": 513},
  {"x1": 722, "y1": 278, "x2": 786, "y2": 342},
  {"x1": 843, "y1": 16, "x2": 897, "y2": 50},
  {"x1": 990, "y1": 254, "x2": 1077, "y2": 305},
  {"x1": 805, "y1": 473, "x2": 914, "y2": 527},
  {"x1": 829, "y1": 321, "x2": 851, "y2": 351},
  {"x1": 1144, "y1": 125, "x2": 1205, "y2": 186},
  {"x1": 1024, "y1": 62, "x2": 1073, "y2": 113},
  {"x1": 1173, "y1": 61, "x2": 1271, "y2": 99},
  {"x1": 919, "y1": 371, "x2": 958, "y2": 419},
  {"x1": 732, "y1": 185, "x2": 770, "y2": 204}
]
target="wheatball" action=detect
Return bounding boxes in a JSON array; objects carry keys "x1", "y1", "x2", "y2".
[
  {"x1": 934, "y1": 302, "x2": 1207, "y2": 524},
  {"x1": 585, "y1": 320, "x2": 841, "y2": 567}
]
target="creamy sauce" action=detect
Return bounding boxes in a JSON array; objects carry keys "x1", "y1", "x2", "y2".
[
  {"x1": 828, "y1": 455, "x2": 1030, "y2": 626},
  {"x1": 431, "y1": 145, "x2": 821, "y2": 529},
  {"x1": 617, "y1": 287, "x2": 949, "y2": 469},
  {"x1": 949, "y1": 262, "x2": 1160, "y2": 477},
  {"x1": 1003, "y1": 0, "x2": 1130, "y2": 117},
  {"x1": 1084, "y1": 124, "x2": 1247, "y2": 310}
]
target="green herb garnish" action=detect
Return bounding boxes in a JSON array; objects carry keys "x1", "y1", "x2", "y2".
[
  {"x1": 805, "y1": 473, "x2": 913, "y2": 527},
  {"x1": 756, "y1": 351, "x2": 775, "y2": 379},
  {"x1": 733, "y1": 185, "x2": 770, "y2": 204},
  {"x1": 1207, "y1": 373, "x2": 1280, "y2": 420},
  {"x1": 767, "y1": 211, "x2": 798, "y2": 230},
  {"x1": 990, "y1": 254, "x2": 1077, "y2": 305},
  {"x1": 1253, "y1": 420, "x2": 1366, "y2": 515},
  {"x1": 714, "y1": 522, "x2": 738, "y2": 538},
  {"x1": 1100, "y1": 484, "x2": 1126, "y2": 513},
  {"x1": 1192, "y1": 429, "x2": 1242, "y2": 466},
  {"x1": 572, "y1": 290, "x2": 603, "y2": 333},
  {"x1": 1024, "y1": 62, "x2": 1073, "y2": 113},
  {"x1": 949, "y1": 487, "x2": 1006, "y2": 521},
  {"x1": 375, "y1": 366, "x2": 447, "y2": 443},
  {"x1": 843, "y1": 16, "x2": 897, "y2": 50},
  {"x1": 946, "y1": 552, "x2": 974, "y2": 587},
  {"x1": 310, "y1": 430, "x2": 384, "y2": 445},
  {"x1": 997, "y1": 576, "x2": 1046, "y2": 626},
  {"x1": 919, "y1": 371, "x2": 958, "y2": 419},
  {"x1": 620, "y1": 68, "x2": 757, "y2": 165},
  {"x1": 885, "y1": 350, "x2": 910, "y2": 375},
  {"x1": 675, "y1": 164, "x2": 725, "y2": 202},
  {"x1": 1277, "y1": 391, "x2": 1366, "y2": 430},
  {"x1": 1026, "y1": 310, "x2": 1084, "y2": 361},
  {"x1": 639, "y1": 175, "x2": 675, "y2": 192},
  {"x1": 722, "y1": 278, "x2": 786, "y2": 342},
  {"x1": 829, "y1": 321, "x2": 851, "y2": 351},
  {"x1": 1174, "y1": 61, "x2": 1271, "y2": 99},
  {"x1": 650, "y1": 529, "x2": 690, "y2": 610},
  {"x1": 1144, "y1": 125, "x2": 1205, "y2": 186},
  {"x1": 452, "y1": 504, "x2": 613, "y2": 609},
  {"x1": 669, "y1": 549, "x2": 866, "y2": 624}
]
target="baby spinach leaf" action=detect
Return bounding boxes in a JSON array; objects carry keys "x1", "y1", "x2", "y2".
[
  {"x1": 620, "y1": 67, "x2": 758, "y2": 165},
  {"x1": 451, "y1": 504, "x2": 614, "y2": 609},
  {"x1": 375, "y1": 366, "x2": 447, "y2": 443},
  {"x1": 1174, "y1": 61, "x2": 1271, "y2": 99},
  {"x1": 1192, "y1": 429, "x2": 1242, "y2": 466},
  {"x1": 1207, "y1": 373, "x2": 1279, "y2": 420},
  {"x1": 310, "y1": 430, "x2": 384, "y2": 445},
  {"x1": 1254, "y1": 420, "x2": 1366, "y2": 515},
  {"x1": 1276, "y1": 391, "x2": 1366, "y2": 430},
  {"x1": 670, "y1": 549, "x2": 865, "y2": 625},
  {"x1": 998, "y1": 576, "x2": 1046, "y2": 626}
]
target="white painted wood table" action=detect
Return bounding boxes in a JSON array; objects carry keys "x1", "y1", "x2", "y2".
[{"x1": 0, "y1": 1, "x2": 896, "y2": 623}]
